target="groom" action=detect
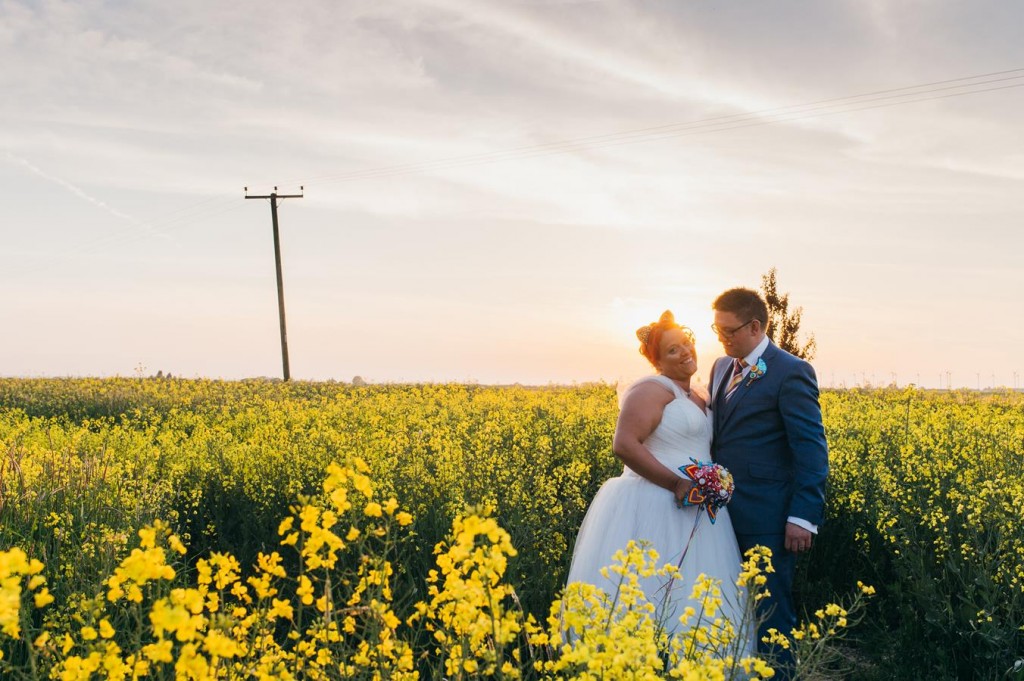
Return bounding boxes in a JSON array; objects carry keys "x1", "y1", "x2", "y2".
[{"x1": 708, "y1": 288, "x2": 829, "y2": 676}]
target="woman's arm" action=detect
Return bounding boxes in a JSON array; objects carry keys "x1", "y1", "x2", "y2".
[{"x1": 612, "y1": 382, "x2": 694, "y2": 505}]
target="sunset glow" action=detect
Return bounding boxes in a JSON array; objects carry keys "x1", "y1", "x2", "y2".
[{"x1": 2, "y1": 1, "x2": 1022, "y2": 389}]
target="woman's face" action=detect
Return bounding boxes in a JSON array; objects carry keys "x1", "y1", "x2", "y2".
[{"x1": 655, "y1": 328, "x2": 697, "y2": 381}]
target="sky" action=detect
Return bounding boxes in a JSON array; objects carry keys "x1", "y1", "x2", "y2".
[{"x1": 2, "y1": 0, "x2": 1023, "y2": 389}]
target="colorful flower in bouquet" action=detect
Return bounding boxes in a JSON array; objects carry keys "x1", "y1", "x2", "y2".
[{"x1": 679, "y1": 459, "x2": 735, "y2": 524}]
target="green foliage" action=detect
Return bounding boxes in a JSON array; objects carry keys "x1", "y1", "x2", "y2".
[
  {"x1": 760, "y1": 267, "x2": 816, "y2": 360},
  {"x1": 0, "y1": 379, "x2": 618, "y2": 618},
  {"x1": 2, "y1": 379, "x2": 1023, "y2": 678},
  {"x1": 804, "y1": 387, "x2": 1024, "y2": 679}
]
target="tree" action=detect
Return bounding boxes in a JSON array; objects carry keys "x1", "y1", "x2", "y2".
[{"x1": 760, "y1": 267, "x2": 816, "y2": 361}]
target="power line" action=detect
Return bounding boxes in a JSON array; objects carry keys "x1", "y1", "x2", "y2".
[
  {"x1": 305, "y1": 78, "x2": 1024, "y2": 183},
  {"x1": 291, "y1": 68, "x2": 1024, "y2": 186},
  {"x1": 8, "y1": 66, "x2": 1024, "y2": 279}
]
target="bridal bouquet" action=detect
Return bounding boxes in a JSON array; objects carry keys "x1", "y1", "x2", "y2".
[{"x1": 678, "y1": 459, "x2": 734, "y2": 524}]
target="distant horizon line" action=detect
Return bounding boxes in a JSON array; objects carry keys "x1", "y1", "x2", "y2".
[{"x1": 1, "y1": 373, "x2": 1021, "y2": 393}]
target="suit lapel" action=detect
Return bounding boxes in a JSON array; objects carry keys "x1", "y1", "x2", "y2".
[
  {"x1": 713, "y1": 357, "x2": 739, "y2": 435},
  {"x1": 711, "y1": 358, "x2": 729, "y2": 437},
  {"x1": 712, "y1": 359, "x2": 732, "y2": 405},
  {"x1": 716, "y1": 342, "x2": 778, "y2": 431}
]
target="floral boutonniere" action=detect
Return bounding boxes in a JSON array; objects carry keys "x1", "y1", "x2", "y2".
[{"x1": 745, "y1": 358, "x2": 767, "y2": 387}]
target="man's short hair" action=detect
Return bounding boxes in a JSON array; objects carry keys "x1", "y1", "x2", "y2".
[{"x1": 713, "y1": 288, "x2": 768, "y2": 326}]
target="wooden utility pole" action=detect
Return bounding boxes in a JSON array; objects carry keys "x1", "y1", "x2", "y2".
[{"x1": 245, "y1": 186, "x2": 304, "y2": 381}]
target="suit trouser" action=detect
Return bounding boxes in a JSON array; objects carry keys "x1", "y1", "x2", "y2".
[{"x1": 735, "y1": 532, "x2": 796, "y2": 679}]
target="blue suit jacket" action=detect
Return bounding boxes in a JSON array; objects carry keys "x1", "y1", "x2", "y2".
[{"x1": 709, "y1": 341, "x2": 829, "y2": 536}]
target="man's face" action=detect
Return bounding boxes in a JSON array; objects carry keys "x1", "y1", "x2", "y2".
[{"x1": 713, "y1": 310, "x2": 761, "y2": 359}]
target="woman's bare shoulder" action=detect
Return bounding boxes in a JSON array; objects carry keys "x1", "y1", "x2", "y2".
[{"x1": 622, "y1": 377, "x2": 675, "y2": 407}]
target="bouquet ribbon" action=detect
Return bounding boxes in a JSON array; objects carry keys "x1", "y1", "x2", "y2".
[{"x1": 656, "y1": 459, "x2": 736, "y2": 607}]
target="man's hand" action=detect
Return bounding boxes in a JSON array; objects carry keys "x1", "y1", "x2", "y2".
[{"x1": 785, "y1": 522, "x2": 813, "y2": 553}]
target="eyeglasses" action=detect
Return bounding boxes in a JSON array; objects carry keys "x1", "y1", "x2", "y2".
[{"x1": 711, "y1": 319, "x2": 754, "y2": 338}]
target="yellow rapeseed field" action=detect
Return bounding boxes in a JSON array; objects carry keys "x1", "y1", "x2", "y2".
[{"x1": 0, "y1": 379, "x2": 1020, "y2": 679}]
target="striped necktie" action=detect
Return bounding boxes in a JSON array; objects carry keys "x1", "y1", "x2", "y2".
[{"x1": 724, "y1": 358, "x2": 748, "y2": 401}]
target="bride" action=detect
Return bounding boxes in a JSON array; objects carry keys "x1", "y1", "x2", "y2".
[{"x1": 564, "y1": 310, "x2": 752, "y2": 650}]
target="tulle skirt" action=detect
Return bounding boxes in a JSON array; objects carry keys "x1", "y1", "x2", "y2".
[{"x1": 565, "y1": 472, "x2": 753, "y2": 650}]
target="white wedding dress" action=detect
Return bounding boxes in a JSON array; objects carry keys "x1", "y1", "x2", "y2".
[{"x1": 565, "y1": 375, "x2": 752, "y2": 648}]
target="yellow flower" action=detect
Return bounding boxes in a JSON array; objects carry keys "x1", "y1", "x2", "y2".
[
  {"x1": 204, "y1": 630, "x2": 241, "y2": 659},
  {"x1": 168, "y1": 534, "x2": 187, "y2": 556},
  {"x1": 34, "y1": 587, "x2": 55, "y2": 608},
  {"x1": 143, "y1": 639, "x2": 173, "y2": 663},
  {"x1": 353, "y1": 475, "x2": 374, "y2": 499},
  {"x1": 824, "y1": 603, "x2": 847, "y2": 617},
  {"x1": 269, "y1": 598, "x2": 294, "y2": 621},
  {"x1": 257, "y1": 552, "x2": 287, "y2": 578},
  {"x1": 138, "y1": 527, "x2": 157, "y2": 549},
  {"x1": 857, "y1": 581, "x2": 876, "y2": 595},
  {"x1": 297, "y1": 575, "x2": 315, "y2": 605},
  {"x1": 99, "y1": 619, "x2": 115, "y2": 639}
]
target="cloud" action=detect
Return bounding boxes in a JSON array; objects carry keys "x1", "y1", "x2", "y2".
[
  {"x1": 6, "y1": 150, "x2": 135, "y2": 221},
  {"x1": 2, "y1": 0, "x2": 1023, "y2": 384},
  {"x1": 3, "y1": 150, "x2": 175, "y2": 243}
]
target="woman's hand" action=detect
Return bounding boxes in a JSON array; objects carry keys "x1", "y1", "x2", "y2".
[{"x1": 673, "y1": 477, "x2": 695, "y2": 508}]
